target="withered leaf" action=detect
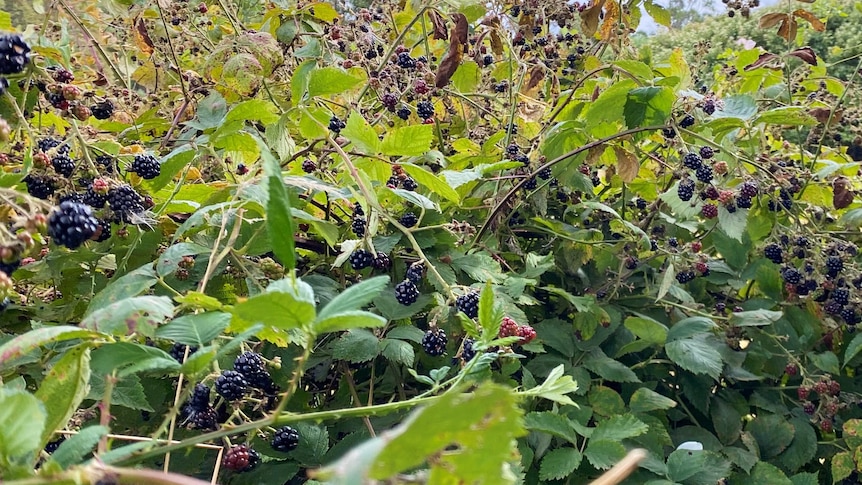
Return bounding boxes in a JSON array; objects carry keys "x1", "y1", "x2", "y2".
[
  {"x1": 759, "y1": 12, "x2": 788, "y2": 29},
  {"x1": 586, "y1": 144, "x2": 605, "y2": 166},
  {"x1": 793, "y1": 9, "x2": 825, "y2": 32},
  {"x1": 833, "y1": 176, "x2": 854, "y2": 210},
  {"x1": 427, "y1": 10, "x2": 448, "y2": 40},
  {"x1": 614, "y1": 147, "x2": 639, "y2": 183},
  {"x1": 580, "y1": 0, "x2": 607, "y2": 38},
  {"x1": 808, "y1": 107, "x2": 832, "y2": 123},
  {"x1": 133, "y1": 16, "x2": 154, "y2": 56},
  {"x1": 744, "y1": 53, "x2": 780, "y2": 71},
  {"x1": 434, "y1": 13, "x2": 468, "y2": 89},
  {"x1": 452, "y1": 13, "x2": 468, "y2": 45},
  {"x1": 788, "y1": 46, "x2": 818, "y2": 65},
  {"x1": 777, "y1": 17, "x2": 798, "y2": 42},
  {"x1": 599, "y1": 0, "x2": 620, "y2": 41},
  {"x1": 523, "y1": 65, "x2": 545, "y2": 92},
  {"x1": 489, "y1": 31, "x2": 504, "y2": 56}
]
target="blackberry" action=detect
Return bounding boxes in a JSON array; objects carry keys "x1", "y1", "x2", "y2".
[
  {"x1": 624, "y1": 256, "x2": 638, "y2": 270},
  {"x1": 483, "y1": 54, "x2": 493, "y2": 66},
  {"x1": 725, "y1": 203, "x2": 737, "y2": 213},
  {"x1": 842, "y1": 307, "x2": 860, "y2": 325},
  {"x1": 386, "y1": 175, "x2": 400, "y2": 188},
  {"x1": 394, "y1": 279, "x2": 419, "y2": 306},
  {"x1": 679, "y1": 114, "x2": 695, "y2": 128},
  {"x1": 51, "y1": 67, "x2": 74, "y2": 83},
  {"x1": 90, "y1": 100, "x2": 114, "y2": 120},
  {"x1": 702, "y1": 99, "x2": 716, "y2": 115},
  {"x1": 523, "y1": 176, "x2": 538, "y2": 190},
  {"x1": 402, "y1": 177, "x2": 418, "y2": 191},
  {"x1": 271, "y1": 426, "x2": 300, "y2": 452},
  {"x1": 381, "y1": 93, "x2": 398, "y2": 111},
  {"x1": 826, "y1": 256, "x2": 843, "y2": 277},
  {"x1": 493, "y1": 82, "x2": 508, "y2": 93},
  {"x1": 538, "y1": 166, "x2": 552, "y2": 180},
  {"x1": 108, "y1": 185, "x2": 145, "y2": 223},
  {"x1": 234, "y1": 351, "x2": 274, "y2": 390},
  {"x1": 421, "y1": 328, "x2": 447, "y2": 356},
  {"x1": 130, "y1": 154, "x2": 161, "y2": 179},
  {"x1": 300, "y1": 159, "x2": 316, "y2": 173},
  {"x1": 699, "y1": 146, "x2": 715, "y2": 159},
  {"x1": 214, "y1": 370, "x2": 248, "y2": 401},
  {"x1": 677, "y1": 178, "x2": 695, "y2": 201},
  {"x1": 396, "y1": 52, "x2": 416, "y2": 69},
  {"x1": 222, "y1": 444, "x2": 259, "y2": 472},
  {"x1": 682, "y1": 153, "x2": 702, "y2": 170},
  {"x1": 739, "y1": 181, "x2": 758, "y2": 198},
  {"x1": 695, "y1": 164, "x2": 713, "y2": 183},
  {"x1": 38, "y1": 137, "x2": 66, "y2": 155},
  {"x1": 668, "y1": 237, "x2": 679, "y2": 248},
  {"x1": 349, "y1": 249, "x2": 374, "y2": 270},
  {"x1": 455, "y1": 291, "x2": 480, "y2": 318},
  {"x1": 48, "y1": 92, "x2": 67, "y2": 109},
  {"x1": 373, "y1": 252, "x2": 391, "y2": 270},
  {"x1": 351, "y1": 216, "x2": 366, "y2": 237},
  {"x1": 460, "y1": 338, "x2": 477, "y2": 361},
  {"x1": 328, "y1": 116, "x2": 346, "y2": 133},
  {"x1": 736, "y1": 196, "x2": 752, "y2": 209},
  {"x1": 764, "y1": 244, "x2": 783, "y2": 264},
  {"x1": 635, "y1": 198, "x2": 648, "y2": 210},
  {"x1": 797, "y1": 279, "x2": 818, "y2": 296},
  {"x1": 416, "y1": 101, "x2": 434, "y2": 120},
  {"x1": 396, "y1": 106, "x2": 411, "y2": 120},
  {"x1": 51, "y1": 154, "x2": 75, "y2": 177},
  {"x1": 95, "y1": 155, "x2": 117, "y2": 174},
  {"x1": 0, "y1": 34, "x2": 31, "y2": 75},
  {"x1": 188, "y1": 406, "x2": 218, "y2": 430},
  {"x1": 832, "y1": 287, "x2": 850, "y2": 305},
  {"x1": 662, "y1": 127, "x2": 676, "y2": 139},
  {"x1": 701, "y1": 203, "x2": 718, "y2": 219},
  {"x1": 364, "y1": 47, "x2": 378, "y2": 59},
  {"x1": 48, "y1": 201, "x2": 99, "y2": 249},
  {"x1": 405, "y1": 261, "x2": 426, "y2": 283},
  {"x1": 45, "y1": 437, "x2": 65, "y2": 454},
  {"x1": 93, "y1": 219, "x2": 111, "y2": 242},
  {"x1": 399, "y1": 212, "x2": 418, "y2": 228},
  {"x1": 188, "y1": 383, "x2": 212, "y2": 410},
  {"x1": 23, "y1": 174, "x2": 55, "y2": 199},
  {"x1": 781, "y1": 267, "x2": 803, "y2": 285},
  {"x1": 702, "y1": 186, "x2": 719, "y2": 200},
  {"x1": 825, "y1": 300, "x2": 844, "y2": 315},
  {"x1": 169, "y1": 343, "x2": 198, "y2": 362},
  {"x1": 82, "y1": 185, "x2": 108, "y2": 208},
  {"x1": 676, "y1": 270, "x2": 696, "y2": 283}
]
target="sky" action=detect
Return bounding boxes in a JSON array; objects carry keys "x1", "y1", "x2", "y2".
[{"x1": 638, "y1": 0, "x2": 781, "y2": 34}]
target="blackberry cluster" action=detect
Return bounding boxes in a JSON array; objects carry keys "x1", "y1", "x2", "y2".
[
  {"x1": 48, "y1": 201, "x2": 99, "y2": 249},
  {"x1": 421, "y1": 328, "x2": 447, "y2": 356},
  {"x1": 677, "y1": 178, "x2": 695, "y2": 202},
  {"x1": 455, "y1": 291, "x2": 480, "y2": 318},
  {"x1": 396, "y1": 52, "x2": 416, "y2": 69},
  {"x1": 0, "y1": 34, "x2": 30, "y2": 75},
  {"x1": 399, "y1": 212, "x2": 418, "y2": 228},
  {"x1": 405, "y1": 261, "x2": 425, "y2": 283},
  {"x1": 90, "y1": 100, "x2": 114, "y2": 120},
  {"x1": 215, "y1": 370, "x2": 248, "y2": 401},
  {"x1": 23, "y1": 174, "x2": 55, "y2": 199},
  {"x1": 394, "y1": 279, "x2": 419, "y2": 305},
  {"x1": 329, "y1": 116, "x2": 346, "y2": 133},
  {"x1": 349, "y1": 249, "x2": 373, "y2": 270},
  {"x1": 676, "y1": 270, "x2": 696, "y2": 283},
  {"x1": 351, "y1": 205, "x2": 366, "y2": 237},
  {"x1": 131, "y1": 154, "x2": 161, "y2": 179},
  {"x1": 108, "y1": 185, "x2": 145, "y2": 223},
  {"x1": 271, "y1": 426, "x2": 300, "y2": 452},
  {"x1": 169, "y1": 343, "x2": 198, "y2": 362},
  {"x1": 234, "y1": 351, "x2": 276, "y2": 391},
  {"x1": 222, "y1": 444, "x2": 260, "y2": 472},
  {"x1": 416, "y1": 101, "x2": 434, "y2": 120},
  {"x1": 373, "y1": 252, "x2": 391, "y2": 270},
  {"x1": 182, "y1": 383, "x2": 218, "y2": 430}
]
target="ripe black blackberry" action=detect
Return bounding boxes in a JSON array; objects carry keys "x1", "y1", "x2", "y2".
[
  {"x1": 624, "y1": 256, "x2": 638, "y2": 270},
  {"x1": 524, "y1": 177, "x2": 538, "y2": 190},
  {"x1": 214, "y1": 370, "x2": 248, "y2": 401},
  {"x1": 271, "y1": 426, "x2": 300, "y2": 452},
  {"x1": 399, "y1": 212, "x2": 418, "y2": 228},
  {"x1": 493, "y1": 82, "x2": 508, "y2": 93},
  {"x1": 188, "y1": 383, "x2": 212, "y2": 410},
  {"x1": 402, "y1": 177, "x2": 418, "y2": 191},
  {"x1": 635, "y1": 198, "x2": 647, "y2": 210},
  {"x1": 169, "y1": 343, "x2": 198, "y2": 362},
  {"x1": 832, "y1": 287, "x2": 850, "y2": 305},
  {"x1": 95, "y1": 155, "x2": 117, "y2": 174},
  {"x1": 826, "y1": 256, "x2": 844, "y2": 277},
  {"x1": 234, "y1": 351, "x2": 275, "y2": 390},
  {"x1": 842, "y1": 307, "x2": 860, "y2": 325},
  {"x1": 38, "y1": 137, "x2": 67, "y2": 155},
  {"x1": 736, "y1": 196, "x2": 752, "y2": 209},
  {"x1": 421, "y1": 328, "x2": 447, "y2": 356},
  {"x1": 682, "y1": 153, "x2": 702, "y2": 170},
  {"x1": 90, "y1": 100, "x2": 114, "y2": 120},
  {"x1": 396, "y1": 52, "x2": 416, "y2": 69},
  {"x1": 699, "y1": 146, "x2": 715, "y2": 159},
  {"x1": 781, "y1": 267, "x2": 802, "y2": 285},
  {"x1": 677, "y1": 178, "x2": 695, "y2": 202},
  {"x1": 0, "y1": 34, "x2": 30, "y2": 75},
  {"x1": 51, "y1": 154, "x2": 75, "y2": 177},
  {"x1": 702, "y1": 99, "x2": 716, "y2": 115},
  {"x1": 764, "y1": 244, "x2": 783, "y2": 264},
  {"x1": 695, "y1": 164, "x2": 713, "y2": 183},
  {"x1": 351, "y1": 216, "x2": 366, "y2": 237},
  {"x1": 301, "y1": 159, "x2": 316, "y2": 173},
  {"x1": 662, "y1": 127, "x2": 676, "y2": 139},
  {"x1": 676, "y1": 270, "x2": 696, "y2": 283},
  {"x1": 416, "y1": 101, "x2": 434, "y2": 120},
  {"x1": 0, "y1": 259, "x2": 20, "y2": 277},
  {"x1": 349, "y1": 249, "x2": 374, "y2": 270},
  {"x1": 825, "y1": 300, "x2": 844, "y2": 315},
  {"x1": 406, "y1": 261, "x2": 425, "y2": 283},
  {"x1": 107, "y1": 185, "x2": 145, "y2": 223},
  {"x1": 45, "y1": 437, "x2": 65, "y2": 454},
  {"x1": 48, "y1": 201, "x2": 99, "y2": 249},
  {"x1": 679, "y1": 114, "x2": 695, "y2": 128},
  {"x1": 483, "y1": 55, "x2": 493, "y2": 66},
  {"x1": 93, "y1": 219, "x2": 111, "y2": 242},
  {"x1": 222, "y1": 444, "x2": 259, "y2": 472},
  {"x1": 394, "y1": 279, "x2": 419, "y2": 305},
  {"x1": 23, "y1": 174, "x2": 55, "y2": 199},
  {"x1": 328, "y1": 116, "x2": 346, "y2": 133},
  {"x1": 130, "y1": 154, "x2": 161, "y2": 179},
  {"x1": 396, "y1": 106, "x2": 411, "y2": 120},
  {"x1": 373, "y1": 252, "x2": 391, "y2": 270},
  {"x1": 455, "y1": 291, "x2": 480, "y2": 318},
  {"x1": 668, "y1": 237, "x2": 679, "y2": 248},
  {"x1": 82, "y1": 185, "x2": 108, "y2": 208},
  {"x1": 538, "y1": 166, "x2": 552, "y2": 180},
  {"x1": 460, "y1": 338, "x2": 477, "y2": 361},
  {"x1": 738, "y1": 180, "x2": 758, "y2": 198},
  {"x1": 189, "y1": 406, "x2": 218, "y2": 430}
]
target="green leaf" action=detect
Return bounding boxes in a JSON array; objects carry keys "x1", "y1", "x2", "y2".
[
  {"x1": 266, "y1": 173, "x2": 297, "y2": 271},
  {"x1": 0, "y1": 327, "x2": 101, "y2": 371},
  {"x1": 234, "y1": 291, "x2": 316, "y2": 330},
  {"x1": 592, "y1": 415, "x2": 649, "y2": 441},
  {"x1": 90, "y1": 343, "x2": 181, "y2": 377},
  {"x1": 35, "y1": 345, "x2": 91, "y2": 450},
  {"x1": 88, "y1": 374, "x2": 152, "y2": 411},
  {"x1": 0, "y1": 388, "x2": 46, "y2": 461},
  {"x1": 390, "y1": 188, "x2": 439, "y2": 211},
  {"x1": 380, "y1": 339, "x2": 414, "y2": 366},
  {"x1": 313, "y1": 310, "x2": 387, "y2": 334},
  {"x1": 630, "y1": 388, "x2": 677, "y2": 413},
  {"x1": 155, "y1": 243, "x2": 209, "y2": 277},
  {"x1": 85, "y1": 264, "x2": 157, "y2": 315},
  {"x1": 521, "y1": 364, "x2": 579, "y2": 406},
  {"x1": 380, "y1": 125, "x2": 434, "y2": 157},
  {"x1": 583, "y1": 80, "x2": 637, "y2": 130},
  {"x1": 450, "y1": 252, "x2": 505, "y2": 283},
  {"x1": 714, "y1": 94, "x2": 757, "y2": 120},
  {"x1": 747, "y1": 414, "x2": 795, "y2": 458},
  {"x1": 778, "y1": 418, "x2": 818, "y2": 473},
  {"x1": 539, "y1": 447, "x2": 582, "y2": 481},
  {"x1": 666, "y1": 336, "x2": 723, "y2": 379},
  {"x1": 81, "y1": 296, "x2": 173, "y2": 337},
  {"x1": 790, "y1": 472, "x2": 819, "y2": 485},
  {"x1": 624, "y1": 86, "x2": 673, "y2": 128},
  {"x1": 844, "y1": 332, "x2": 862, "y2": 366},
  {"x1": 624, "y1": 316, "x2": 668, "y2": 344},
  {"x1": 584, "y1": 440, "x2": 626, "y2": 470},
  {"x1": 667, "y1": 317, "x2": 717, "y2": 341},
  {"x1": 400, "y1": 163, "x2": 460, "y2": 204},
  {"x1": 808, "y1": 351, "x2": 840, "y2": 374},
  {"x1": 750, "y1": 462, "x2": 793, "y2": 485},
  {"x1": 224, "y1": 99, "x2": 280, "y2": 125},
  {"x1": 754, "y1": 107, "x2": 816, "y2": 126},
  {"x1": 666, "y1": 450, "x2": 732, "y2": 485},
  {"x1": 710, "y1": 398, "x2": 742, "y2": 445},
  {"x1": 478, "y1": 281, "x2": 503, "y2": 346},
  {"x1": 307, "y1": 66, "x2": 362, "y2": 97},
  {"x1": 47, "y1": 425, "x2": 108, "y2": 469},
  {"x1": 718, "y1": 204, "x2": 748, "y2": 242},
  {"x1": 524, "y1": 412, "x2": 578, "y2": 443},
  {"x1": 318, "y1": 276, "x2": 390, "y2": 321},
  {"x1": 730, "y1": 309, "x2": 783, "y2": 327},
  {"x1": 342, "y1": 112, "x2": 380, "y2": 154},
  {"x1": 832, "y1": 451, "x2": 853, "y2": 483},
  {"x1": 644, "y1": 1, "x2": 671, "y2": 27},
  {"x1": 155, "y1": 312, "x2": 230, "y2": 346},
  {"x1": 331, "y1": 329, "x2": 380, "y2": 363},
  {"x1": 582, "y1": 349, "x2": 641, "y2": 382}
]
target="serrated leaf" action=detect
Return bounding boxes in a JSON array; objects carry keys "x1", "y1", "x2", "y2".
[
  {"x1": 808, "y1": 351, "x2": 839, "y2": 374},
  {"x1": 313, "y1": 311, "x2": 386, "y2": 334},
  {"x1": 730, "y1": 309, "x2": 783, "y2": 327},
  {"x1": 390, "y1": 188, "x2": 440, "y2": 211},
  {"x1": 751, "y1": 461, "x2": 793, "y2": 485},
  {"x1": 790, "y1": 472, "x2": 819, "y2": 485},
  {"x1": 666, "y1": 450, "x2": 732, "y2": 484},
  {"x1": 478, "y1": 281, "x2": 503, "y2": 346},
  {"x1": 224, "y1": 99, "x2": 280, "y2": 124},
  {"x1": 400, "y1": 163, "x2": 460, "y2": 203},
  {"x1": 86, "y1": 264, "x2": 157, "y2": 315},
  {"x1": 342, "y1": 112, "x2": 380, "y2": 154},
  {"x1": 844, "y1": 332, "x2": 862, "y2": 366},
  {"x1": 711, "y1": 398, "x2": 742, "y2": 446},
  {"x1": 778, "y1": 418, "x2": 818, "y2": 473},
  {"x1": 624, "y1": 316, "x2": 667, "y2": 344},
  {"x1": 522, "y1": 364, "x2": 579, "y2": 406},
  {"x1": 380, "y1": 126, "x2": 434, "y2": 157},
  {"x1": 0, "y1": 327, "x2": 102, "y2": 371},
  {"x1": 666, "y1": 336, "x2": 723, "y2": 379},
  {"x1": 307, "y1": 67, "x2": 362, "y2": 97},
  {"x1": 0, "y1": 388, "x2": 46, "y2": 460},
  {"x1": 233, "y1": 291, "x2": 316, "y2": 330},
  {"x1": 35, "y1": 345, "x2": 91, "y2": 449},
  {"x1": 331, "y1": 329, "x2": 380, "y2": 363},
  {"x1": 88, "y1": 374, "x2": 152, "y2": 411},
  {"x1": 47, "y1": 425, "x2": 108, "y2": 469},
  {"x1": 524, "y1": 412, "x2": 578, "y2": 443},
  {"x1": 592, "y1": 414, "x2": 649, "y2": 441},
  {"x1": 155, "y1": 312, "x2": 230, "y2": 346},
  {"x1": 832, "y1": 451, "x2": 853, "y2": 483},
  {"x1": 582, "y1": 349, "x2": 640, "y2": 382},
  {"x1": 656, "y1": 262, "x2": 675, "y2": 302},
  {"x1": 718, "y1": 204, "x2": 748, "y2": 242},
  {"x1": 584, "y1": 440, "x2": 626, "y2": 470},
  {"x1": 539, "y1": 447, "x2": 582, "y2": 481},
  {"x1": 755, "y1": 107, "x2": 815, "y2": 126},
  {"x1": 380, "y1": 339, "x2": 414, "y2": 366},
  {"x1": 630, "y1": 388, "x2": 677, "y2": 413},
  {"x1": 266, "y1": 172, "x2": 297, "y2": 271},
  {"x1": 318, "y1": 276, "x2": 390, "y2": 321},
  {"x1": 624, "y1": 86, "x2": 673, "y2": 128},
  {"x1": 451, "y1": 252, "x2": 505, "y2": 283},
  {"x1": 747, "y1": 414, "x2": 795, "y2": 458},
  {"x1": 81, "y1": 296, "x2": 173, "y2": 337},
  {"x1": 644, "y1": 0, "x2": 671, "y2": 27}
]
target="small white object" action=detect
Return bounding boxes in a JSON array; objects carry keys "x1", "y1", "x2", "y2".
[{"x1": 676, "y1": 441, "x2": 704, "y2": 451}]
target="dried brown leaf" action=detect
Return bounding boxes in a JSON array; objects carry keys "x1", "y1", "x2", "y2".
[
  {"x1": 452, "y1": 13, "x2": 468, "y2": 45},
  {"x1": 777, "y1": 17, "x2": 798, "y2": 42},
  {"x1": 489, "y1": 31, "x2": 504, "y2": 56},
  {"x1": 524, "y1": 65, "x2": 545, "y2": 92},
  {"x1": 793, "y1": 9, "x2": 826, "y2": 32},
  {"x1": 427, "y1": 10, "x2": 448, "y2": 40},
  {"x1": 580, "y1": 0, "x2": 607, "y2": 38},
  {"x1": 788, "y1": 46, "x2": 818, "y2": 65},
  {"x1": 133, "y1": 16, "x2": 154, "y2": 56},
  {"x1": 759, "y1": 12, "x2": 788, "y2": 29},
  {"x1": 614, "y1": 147, "x2": 639, "y2": 183},
  {"x1": 744, "y1": 52, "x2": 780, "y2": 71},
  {"x1": 833, "y1": 176, "x2": 854, "y2": 209},
  {"x1": 434, "y1": 13, "x2": 468, "y2": 88},
  {"x1": 599, "y1": 0, "x2": 620, "y2": 41}
]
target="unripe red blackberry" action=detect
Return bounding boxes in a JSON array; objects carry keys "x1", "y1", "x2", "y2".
[
  {"x1": 517, "y1": 325, "x2": 536, "y2": 344},
  {"x1": 222, "y1": 444, "x2": 259, "y2": 472},
  {"x1": 499, "y1": 316, "x2": 519, "y2": 338},
  {"x1": 701, "y1": 203, "x2": 718, "y2": 219}
]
